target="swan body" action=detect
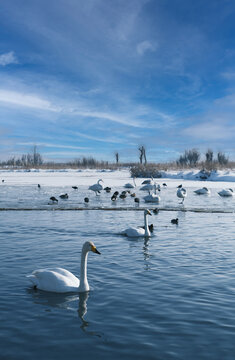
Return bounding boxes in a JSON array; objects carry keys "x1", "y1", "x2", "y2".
[
  {"x1": 144, "y1": 184, "x2": 161, "y2": 203},
  {"x1": 89, "y1": 179, "x2": 103, "y2": 195},
  {"x1": 122, "y1": 209, "x2": 152, "y2": 237},
  {"x1": 218, "y1": 188, "x2": 234, "y2": 197},
  {"x1": 177, "y1": 185, "x2": 187, "y2": 203},
  {"x1": 194, "y1": 187, "x2": 211, "y2": 195},
  {"x1": 140, "y1": 184, "x2": 154, "y2": 191},
  {"x1": 27, "y1": 241, "x2": 101, "y2": 293},
  {"x1": 141, "y1": 178, "x2": 154, "y2": 185},
  {"x1": 124, "y1": 178, "x2": 136, "y2": 189}
]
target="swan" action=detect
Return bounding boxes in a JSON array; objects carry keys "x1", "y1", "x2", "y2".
[
  {"x1": 144, "y1": 184, "x2": 161, "y2": 203},
  {"x1": 177, "y1": 184, "x2": 187, "y2": 203},
  {"x1": 141, "y1": 177, "x2": 154, "y2": 185},
  {"x1": 89, "y1": 179, "x2": 103, "y2": 195},
  {"x1": 124, "y1": 177, "x2": 136, "y2": 189},
  {"x1": 27, "y1": 241, "x2": 101, "y2": 293},
  {"x1": 218, "y1": 188, "x2": 234, "y2": 197},
  {"x1": 194, "y1": 187, "x2": 211, "y2": 195},
  {"x1": 140, "y1": 183, "x2": 155, "y2": 191},
  {"x1": 121, "y1": 209, "x2": 152, "y2": 237}
]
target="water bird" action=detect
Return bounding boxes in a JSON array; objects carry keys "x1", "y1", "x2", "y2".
[
  {"x1": 50, "y1": 196, "x2": 58, "y2": 203},
  {"x1": 59, "y1": 193, "x2": 68, "y2": 199},
  {"x1": 111, "y1": 194, "x2": 117, "y2": 201},
  {"x1": 124, "y1": 177, "x2": 136, "y2": 189},
  {"x1": 130, "y1": 193, "x2": 136, "y2": 197},
  {"x1": 194, "y1": 187, "x2": 210, "y2": 195},
  {"x1": 140, "y1": 183, "x2": 155, "y2": 191},
  {"x1": 153, "y1": 208, "x2": 159, "y2": 214},
  {"x1": 218, "y1": 188, "x2": 234, "y2": 197},
  {"x1": 72, "y1": 186, "x2": 78, "y2": 190},
  {"x1": 134, "y1": 197, "x2": 140, "y2": 204},
  {"x1": 104, "y1": 187, "x2": 111, "y2": 193},
  {"x1": 27, "y1": 241, "x2": 101, "y2": 293},
  {"x1": 119, "y1": 193, "x2": 127, "y2": 199},
  {"x1": 144, "y1": 184, "x2": 161, "y2": 203},
  {"x1": 2, "y1": 179, "x2": 4, "y2": 183},
  {"x1": 141, "y1": 178, "x2": 154, "y2": 185},
  {"x1": 162, "y1": 183, "x2": 167, "y2": 187},
  {"x1": 89, "y1": 179, "x2": 103, "y2": 195},
  {"x1": 84, "y1": 197, "x2": 89, "y2": 203},
  {"x1": 177, "y1": 185, "x2": 187, "y2": 203},
  {"x1": 37, "y1": 184, "x2": 41, "y2": 188},
  {"x1": 171, "y1": 218, "x2": 179, "y2": 225},
  {"x1": 113, "y1": 191, "x2": 119, "y2": 196},
  {"x1": 121, "y1": 209, "x2": 152, "y2": 237}
]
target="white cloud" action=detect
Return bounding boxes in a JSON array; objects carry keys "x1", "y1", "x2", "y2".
[
  {"x1": 182, "y1": 122, "x2": 235, "y2": 141},
  {"x1": 17, "y1": 142, "x2": 90, "y2": 150},
  {"x1": 0, "y1": 51, "x2": 18, "y2": 66},
  {"x1": 0, "y1": 89, "x2": 60, "y2": 112},
  {"x1": 136, "y1": 40, "x2": 157, "y2": 55}
]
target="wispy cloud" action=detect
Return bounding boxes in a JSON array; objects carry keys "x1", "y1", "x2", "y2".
[
  {"x1": 0, "y1": 51, "x2": 18, "y2": 66},
  {"x1": 0, "y1": 89, "x2": 60, "y2": 112},
  {"x1": 17, "y1": 142, "x2": 90, "y2": 150},
  {"x1": 74, "y1": 130, "x2": 125, "y2": 144},
  {"x1": 136, "y1": 40, "x2": 157, "y2": 55}
]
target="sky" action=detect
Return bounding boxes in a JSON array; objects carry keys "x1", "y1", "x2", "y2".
[{"x1": 0, "y1": 0, "x2": 235, "y2": 163}]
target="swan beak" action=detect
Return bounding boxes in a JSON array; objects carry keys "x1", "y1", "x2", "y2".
[{"x1": 91, "y1": 245, "x2": 101, "y2": 255}]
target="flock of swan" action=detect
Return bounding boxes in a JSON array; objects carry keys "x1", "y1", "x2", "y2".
[{"x1": 27, "y1": 177, "x2": 234, "y2": 294}]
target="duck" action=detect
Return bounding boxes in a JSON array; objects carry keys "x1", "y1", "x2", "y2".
[
  {"x1": 153, "y1": 208, "x2": 159, "y2": 214},
  {"x1": 59, "y1": 193, "x2": 69, "y2": 199},
  {"x1": 134, "y1": 197, "x2": 140, "y2": 204},
  {"x1": 89, "y1": 179, "x2": 103, "y2": 195},
  {"x1": 27, "y1": 241, "x2": 101, "y2": 293},
  {"x1": 121, "y1": 209, "x2": 152, "y2": 237},
  {"x1": 194, "y1": 187, "x2": 210, "y2": 195},
  {"x1": 119, "y1": 193, "x2": 127, "y2": 199},
  {"x1": 111, "y1": 194, "x2": 117, "y2": 201},
  {"x1": 84, "y1": 197, "x2": 89, "y2": 203},
  {"x1": 104, "y1": 187, "x2": 111, "y2": 193},
  {"x1": 171, "y1": 218, "x2": 178, "y2": 225},
  {"x1": 49, "y1": 196, "x2": 58, "y2": 203},
  {"x1": 218, "y1": 188, "x2": 234, "y2": 197},
  {"x1": 124, "y1": 177, "x2": 136, "y2": 189},
  {"x1": 177, "y1": 185, "x2": 187, "y2": 203},
  {"x1": 144, "y1": 184, "x2": 161, "y2": 203},
  {"x1": 37, "y1": 184, "x2": 41, "y2": 188},
  {"x1": 72, "y1": 186, "x2": 78, "y2": 190}
]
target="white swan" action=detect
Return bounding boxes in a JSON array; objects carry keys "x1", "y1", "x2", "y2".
[
  {"x1": 27, "y1": 241, "x2": 101, "y2": 293},
  {"x1": 122, "y1": 209, "x2": 152, "y2": 237},
  {"x1": 194, "y1": 187, "x2": 211, "y2": 195},
  {"x1": 124, "y1": 177, "x2": 136, "y2": 189},
  {"x1": 141, "y1": 177, "x2": 154, "y2": 185},
  {"x1": 144, "y1": 184, "x2": 161, "y2": 203},
  {"x1": 140, "y1": 183, "x2": 154, "y2": 191},
  {"x1": 89, "y1": 179, "x2": 103, "y2": 195},
  {"x1": 177, "y1": 184, "x2": 187, "y2": 203},
  {"x1": 218, "y1": 188, "x2": 234, "y2": 197}
]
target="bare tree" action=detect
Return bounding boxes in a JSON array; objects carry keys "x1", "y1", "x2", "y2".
[
  {"x1": 115, "y1": 152, "x2": 119, "y2": 164},
  {"x1": 139, "y1": 146, "x2": 147, "y2": 164},
  {"x1": 217, "y1": 151, "x2": 228, "y2": 165},
  {"x1": 205, "y1": 149, "x2": 213, "y2": 163}
]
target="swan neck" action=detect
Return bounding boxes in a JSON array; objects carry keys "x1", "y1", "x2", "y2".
[
  {"x1": 144, "y1": 213, "x2": 150, "y2": 236},
  {"x1": 80, "y1": 248, "x2": 89, "y2": 291}
]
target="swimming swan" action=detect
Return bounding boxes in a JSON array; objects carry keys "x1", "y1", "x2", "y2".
[
  {"x1": 27, "y1": 241, "x2": 101, "y2": 293},
  {"x1": 124, "y1": 177, "x2": 136, "y2": 189},
  {"x1": 218, "y1": 188, "x2": 234, "y2": 197},
  {"x1": 122, "y1": 209, "x2": 152, "y2": 237},
  {"x1": 194, "y1": 187, "x2": 211, "y2": 195},
  {"x1": 144, "y1": 184, "x2": 161, "y2": 203}
]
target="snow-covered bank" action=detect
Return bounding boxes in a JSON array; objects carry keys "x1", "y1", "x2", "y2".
[{"x1": 0, "y1": 168, "x2": 234, "y2": 187}]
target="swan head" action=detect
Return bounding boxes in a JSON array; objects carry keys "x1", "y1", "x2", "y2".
[
  {"x1": 82, "y1": 241, "x2": 101, "y2": 255},
  {"x1": 98, "y1": 179, "x2": 103, "y2": 183},
  {"x1": 144, "y1": 209, "x2": 152, "y2": 216}
]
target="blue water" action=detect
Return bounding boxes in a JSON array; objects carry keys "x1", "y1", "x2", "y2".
[{"x1": 0, "y1": 206, "x2": 235, "y2": 359}]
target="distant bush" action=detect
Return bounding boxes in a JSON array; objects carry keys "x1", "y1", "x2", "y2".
[{"x1": 130, "y1": 164, "x2": 162, "y2": 178}]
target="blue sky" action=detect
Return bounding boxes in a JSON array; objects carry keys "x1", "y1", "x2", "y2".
[{"x1": 0, "y1": 0, "x2": 235, "y2": 163}]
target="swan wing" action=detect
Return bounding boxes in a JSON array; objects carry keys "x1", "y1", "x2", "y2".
[{"x1": 27, "y1": 267, "x2": 80, "y2": 293}]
